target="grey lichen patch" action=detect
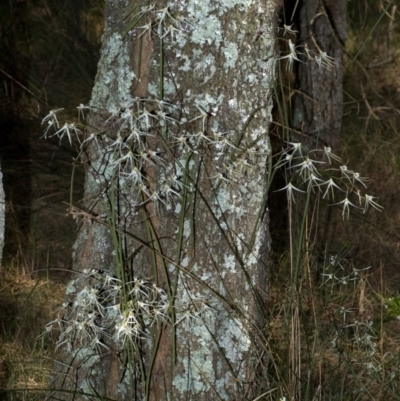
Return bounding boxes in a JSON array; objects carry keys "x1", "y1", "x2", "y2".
[
  {"x1": 65, "y1": 280, "x2": 76, "y2": 295},
  {"x1": 222, "y1": 254, "x2": 236, "y2": 276},
  {"x1": 171, "y1": 0, "x2": 270, "y2": 82},
  {"x1": 147, "y1": 82, "x2": 159, "y2": 97},
  {"x1": 172, "y1": 298, "x2": 252, "y2": 398},
  {"x1": 214, "y1": 188, "x2": 232, "y2": 216},
  {"x1": 116, "y1": 364, "x2": 136, "y2": 399},
  {"x1": 190, "y1": 13, "x2": 223, "y2": 47},
  {"x1": 85, "y1": 151, "x2": 115, "y2": 196},
  {"x1": 220, "y1": 316, "x2": 251, "y2": 369},
  {"x1": 90, "y1": 32, "x2": 135, "y2": 112},
  {"x1": 222, "y1": 41, "x2": 239, "y2": 70},
  {"x1": 172, "y1": 310, "x2": 216, "y2": 393},
  {"x1": 193, "y1": 52, "x2": 216, "y2": 82},
  {"x1": 72, "y1": 347, "x2": 101, "y2": 366}
]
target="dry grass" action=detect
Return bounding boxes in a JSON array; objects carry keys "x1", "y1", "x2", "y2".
[
  {"x1": 0, "y1": 267, "x2": 65, "y2": 400},
  {"x1": 266, "y1": 252, "x2": 400, "y2": 400}
]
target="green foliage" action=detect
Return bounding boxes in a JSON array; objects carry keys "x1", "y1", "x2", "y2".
[{"x1": 382, "y1": 296, "x2": 400, "y2": 320}]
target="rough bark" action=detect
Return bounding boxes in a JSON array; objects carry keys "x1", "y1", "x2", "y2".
[
  {"x1": 49, "y1": 1, "x2": 277, "y2": 400},
  {"x1": 292, "y1": 0, "x2": 347, "y2": 149}
]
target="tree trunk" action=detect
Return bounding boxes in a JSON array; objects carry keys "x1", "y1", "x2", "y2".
[
  {"x1": 49, "y1": 1, "x2": 277, "y2": 400},
  {"x1": 292, "y1": 0, "x2": 347, "y2": 149}
]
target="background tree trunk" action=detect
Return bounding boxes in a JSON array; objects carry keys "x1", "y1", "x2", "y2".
[
  {"x1": 50, "y1": 1, "x2": 277, "y2": 400},
  {"x1": 292, "y1": 0, "x2": 347, "y2": 149}
]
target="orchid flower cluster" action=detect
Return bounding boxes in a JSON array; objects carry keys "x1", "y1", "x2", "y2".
[
  {"x1": 331, "y1": 318, "x2": 378, "y2": 361},
  {"x1": 331, "y1": 314, "x2": 381, "y2": 375},
  {"x1": 319, "y1": 254, "x2": 380, "y2": 371},
  {"x1": 346, "y1": 320, "x2": 378, "y2": 356},
  {"x1": 40, "y1": 93, "x2": 260, "y2": 352},
  {"x1": 124, "y1": 4, "x2": 193, "y2": 41},
  {"x1": 40, "y1": 5, "x2": 267, "y2": 213},
  {"x1": 40, "y1": 99, "x2": 244, "y2": 351},
  {"x1": 275, "y1": 142, "x2": 383, "y2": 219},
  {"x1": 41, "y1": 268, "x2": 216, "y2": 351},
  {"x1": 42, "y1": 269, "x2": 170, "y2": 352},
  {"x1": 321, "y1": 254, "x2": 371, "y2": 287},
  {"x1": 42, "y1": 95, "x2": 263, "y2": 212},
  {"x1": 279, "y1": 24, "x2": 335, "y2": 71}
]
